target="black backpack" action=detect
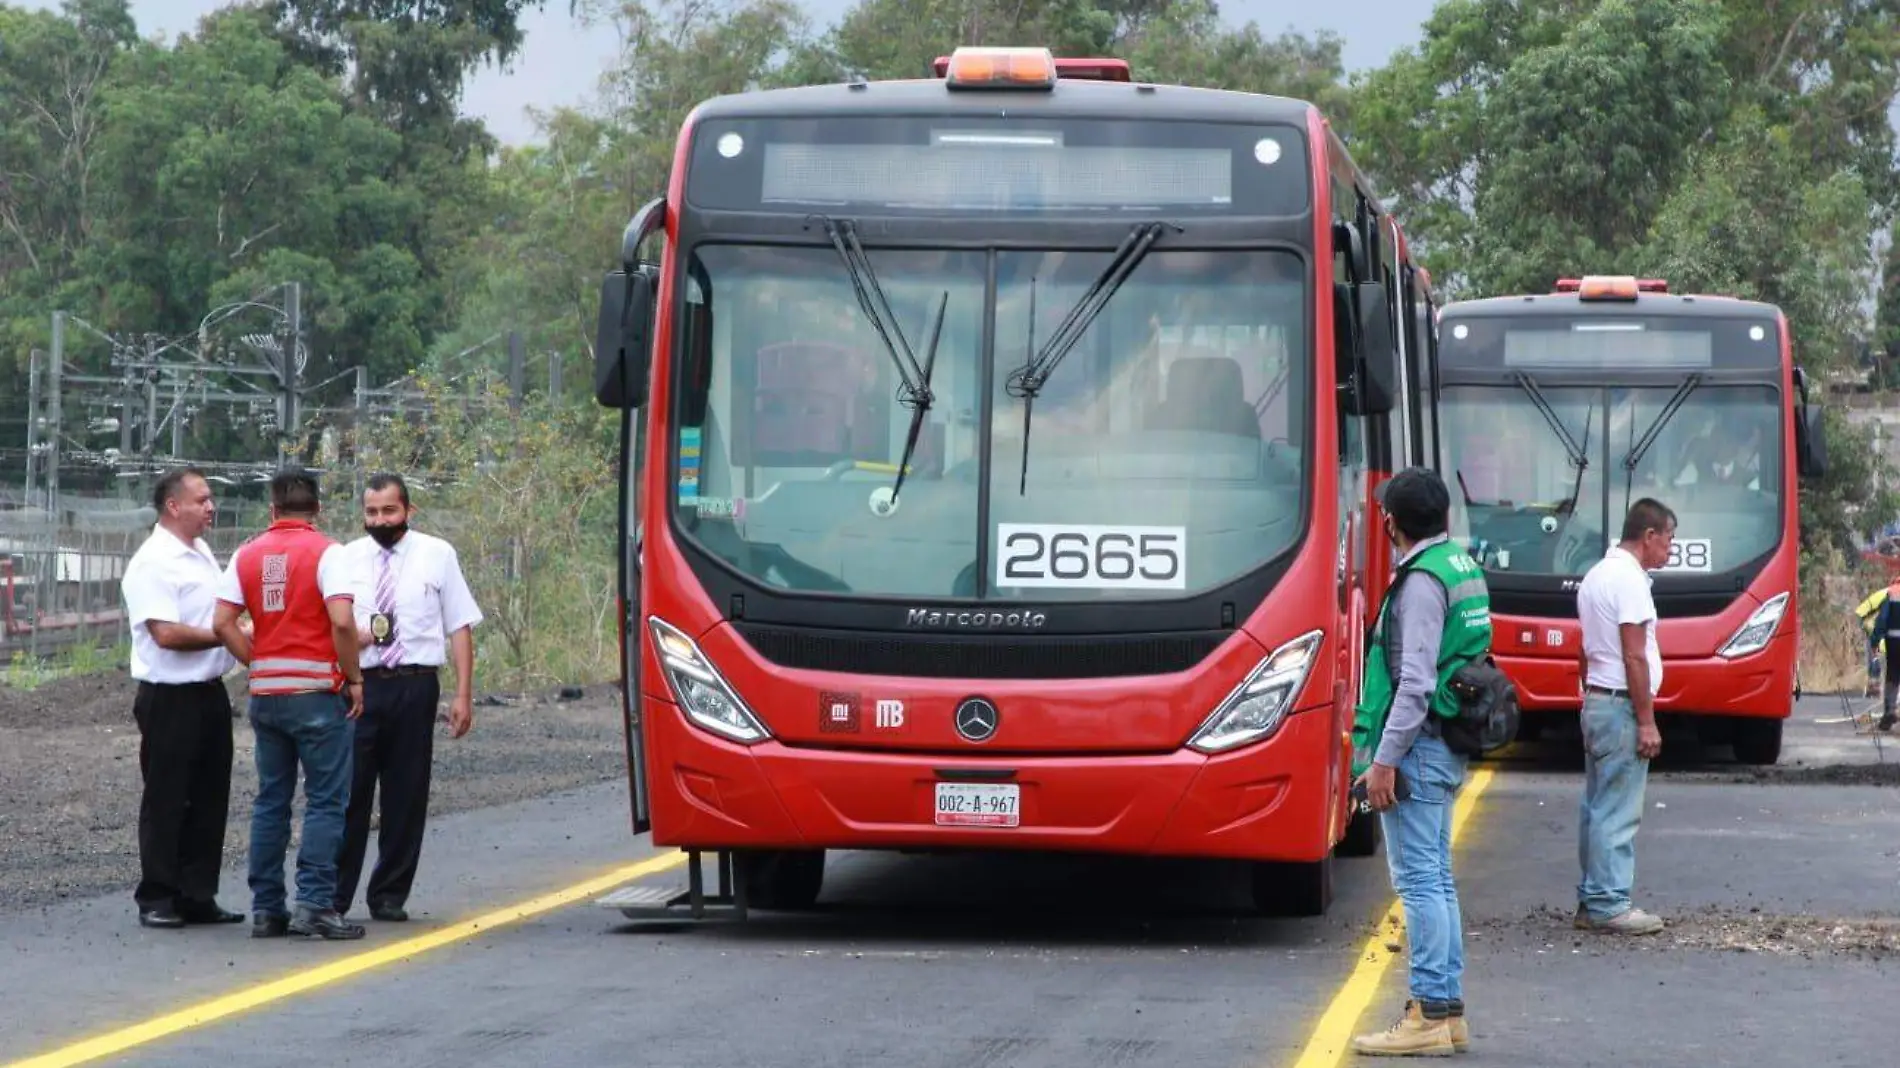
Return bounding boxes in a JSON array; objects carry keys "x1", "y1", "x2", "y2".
[{"x1": 1440, "y1": 655, "x2": 1521, "y2": 757}]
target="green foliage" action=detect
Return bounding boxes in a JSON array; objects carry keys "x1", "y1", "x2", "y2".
[
  {"x1": 326, "y1": 378, "x2": 622, "y2": 690},
  {"x1": 1345, "y1": 0, "x2": 1900, "y2": 556}
]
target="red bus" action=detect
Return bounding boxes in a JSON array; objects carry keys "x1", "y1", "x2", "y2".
[
  {"x1": 1433, "y1": 275, "x2": 1828, "y2": 764},
  {"x1": 590, "y1": 46, "x2": 1437, "y2": 918}
]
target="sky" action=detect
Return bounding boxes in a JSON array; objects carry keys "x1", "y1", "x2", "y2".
[{"x1": 19, "y1": 0, "x2": 1441, "y2": 146}]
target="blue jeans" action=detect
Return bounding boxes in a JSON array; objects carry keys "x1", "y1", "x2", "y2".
[
  {"x1": 247, "y1": 691, "x2": 354, "y2": 916},
  {"x1": 1577, "y1": 692, "x2": 1648, "y2": 921},
  {"x1": 1379, "y1": 732, "x2": 1467, "y2": 1007}
]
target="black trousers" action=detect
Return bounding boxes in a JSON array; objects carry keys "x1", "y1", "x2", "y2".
[
  {"x1": 132, "y1": 679, "x2": 235, "y2": 910},
  {"x1": 334, "y1": 671, "x2": 440, "y2": 913}
]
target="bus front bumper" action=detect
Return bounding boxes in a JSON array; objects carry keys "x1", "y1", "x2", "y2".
[{"x1": 640, "y1": 697, "x2": 1343, "y2": 862}]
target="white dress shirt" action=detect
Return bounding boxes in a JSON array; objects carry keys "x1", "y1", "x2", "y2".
[
  {"x1": 122, "y1": 525, "x2": 236, "y2": 683},
  {"x1": 1577, "y1": 546, "x2": 1662, "y2": 697},
  {"x1": 342, "y1": 530, "x2": 483, "y2": 669}
]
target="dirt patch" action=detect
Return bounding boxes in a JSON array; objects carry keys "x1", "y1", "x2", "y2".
[
  {"x1": 0, "y1": 669, "x2": 149, "y2": 730},
  {"x1": 1474, "y1": 906, "x2": 1900, "y2": 961},
  {"x1": 1706, "y1": 763, "x2": 1900, "y2": 787},
  {"x1": 0, "y1": 672, "x2": 627, "y2": 913}
]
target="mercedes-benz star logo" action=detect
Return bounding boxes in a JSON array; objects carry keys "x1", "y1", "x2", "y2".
[{"x1": 953, "y1": 697, "x2": 999, "y2": 743}]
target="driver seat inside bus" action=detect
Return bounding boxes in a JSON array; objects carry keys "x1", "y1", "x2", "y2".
[{"x1": 1147, "y1": 355, "x2": 1261, "y2": 439}]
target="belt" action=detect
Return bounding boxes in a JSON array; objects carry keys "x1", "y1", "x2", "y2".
[
  {"x1": 1585, "y1": 684, "x2": 1629, "y2": 698},
  {"x1": 363, "y1": 664, "x2": 439, "y2": 679}
]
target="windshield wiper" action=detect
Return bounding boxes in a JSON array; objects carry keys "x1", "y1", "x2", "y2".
[
  {"x1": 1004, "y1": 220, "x2": 1180, "y2": 494},
  {"x1": 890, "y1": 292, "x2": 949, "y2": 505},
  {"x1": 807, "y1": 214, "x2": 947, "y2": 506},
  {"x1": 809, "y1": 215, "x2": 928, "y2": 396},
  {"x1": 1620, "y1": 373, "x2": 1703, "y2": 516},
  {"x1": 1510, "y1": 371, "x2": 1589, "y2": 472}
]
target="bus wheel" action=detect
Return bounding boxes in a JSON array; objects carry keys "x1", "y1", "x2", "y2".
[
  {"x1": 741, "y1": 849, "x2": 826, "y2": 910},
  {"x1": 1731, "y1": 718, "x2": 1783, "y2": 766},
  {"x1": 1338, "y1": 805, "x2": 1382, "y2": 858},
  {"x1": 1251, "y1": 856, "x2": 1334, "y2": 917}
]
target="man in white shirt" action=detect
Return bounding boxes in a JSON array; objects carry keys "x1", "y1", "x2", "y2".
[
  {"x1": 1572, "y1": 497, "x2": 1674, "y2": 937},
  {"x1": 119, "y1": 467, "x2": 244, "y2": 929},
  {"x1": 333, "y1": 472, "x2": 484, "y2": 922}
]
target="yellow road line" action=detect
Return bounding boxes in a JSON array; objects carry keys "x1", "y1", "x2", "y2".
[
  {"x1": 6, "y1": 851, "x2": 688, "y2": 1068},
  {"x1": 1287, "y1": 767, "x2": 1497, "y2": 1068}
]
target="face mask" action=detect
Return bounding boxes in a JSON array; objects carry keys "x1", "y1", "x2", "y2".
[{"x1": 366, "y1": 521, "x2": 407, "y2": 548}]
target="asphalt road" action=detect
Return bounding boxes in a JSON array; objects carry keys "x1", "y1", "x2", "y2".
[{"x1": 3, "y1": 698, "x2": 1895, "y2": 1068}]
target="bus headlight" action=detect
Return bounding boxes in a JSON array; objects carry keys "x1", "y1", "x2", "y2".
[
  {"x1": 647, "y1": 617, "x2": 770, "y2": 744},
  {"x1": 1186, "y1": 630, "x2": 1325, "y2": 754},
  {"x1": 1718, "y1": 593, "x2": 1789, "y2": 660}
]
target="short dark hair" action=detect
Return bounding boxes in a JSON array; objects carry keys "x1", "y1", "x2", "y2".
[
  {"x1": 270, "y1": 468, "x2": 321, "y2": 517},
  {"x1": 151, "y1": 466, "x2": 207, "y2": 514},
  {"x1": 365, "y1": 472, "x2": 411, "y2": 508},
  {"x1": 1376, "y1": 467, "x2": 1452, "y2": 541},
  {"x1": 1620, "y1": 498, "x2": 1677, "y2": 542}
]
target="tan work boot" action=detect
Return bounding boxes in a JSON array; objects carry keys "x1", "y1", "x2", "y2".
[
  {"x1": 1579, "y1": 906, "x2": 1664, "y2": 935},
  {"x1": 1350, "y1": 1000, "x2": 1456, "y2": 1057},
  {"x1": 1448, "y1": 1012, "x2": 1469, "y2": 1052}
]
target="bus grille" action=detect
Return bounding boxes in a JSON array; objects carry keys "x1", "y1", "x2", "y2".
[
  {"x1": 1490, "y1": 587, "x2": 1742, "y2": 621},
  {"x1": 730, "y1": 624, "x2": 1229, "y2": 680}
]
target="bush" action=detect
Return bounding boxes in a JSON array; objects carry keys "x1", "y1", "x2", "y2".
[{"x1": 325, "y1": 375, "x2": 621, "y2": 693}]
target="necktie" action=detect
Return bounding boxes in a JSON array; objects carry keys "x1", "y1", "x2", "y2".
[{"x1": 376, "y1": 547, "x2": 408, "y2": 667}]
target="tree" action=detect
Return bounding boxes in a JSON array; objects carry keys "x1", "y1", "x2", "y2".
[
  {"x1": 0, "y1": 0, "x2": 137, "y2": 370},
  {"x1": 1345, "y1": 0, "x2": 1898, "y2": 555},
  {"x1": 84, "y1": 6, "x2": 434, "y2": 383}
]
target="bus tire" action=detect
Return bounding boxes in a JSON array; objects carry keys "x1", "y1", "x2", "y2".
[
  {"x1": 741, "y1": 849, "x2": 826, "y2": 910},
  {"x1": 1251, "y1": 855, "x2": 1334, "y2": 917},
  {"x1": 1338, "y1": 805, "x2": 1382, "y2": 858},
  {"x1": 1731, "y1": 718, "x2": 1783, "y2": 766}
]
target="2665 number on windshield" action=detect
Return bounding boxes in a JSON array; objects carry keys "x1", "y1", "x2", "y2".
[{"x1": 996, "y1": 524, "x2": 1187, "y2": 590}]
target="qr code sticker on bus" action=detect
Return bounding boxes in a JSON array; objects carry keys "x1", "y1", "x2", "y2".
[{"x1": 262, "y1": 554, "x2": 289, "y2": 583}]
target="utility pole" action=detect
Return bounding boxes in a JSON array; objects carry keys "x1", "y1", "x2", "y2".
[
  {"x1": 548, "y1": 351, "x2": 564, "y2": 404},
  {"x1": 508, "y1": 330, "x2": 525, "y2": 413},
  {"x1": 47, "y1": 312, "x2": 63, "y2": 519},
  {"x1": 354, "y1": 365, "x2": 370, "y2": 499},
  {"x1": 24, "y1": 349, "x2": 43, "y2": 508},
  {"x1": 279, "y1": 281, "x2": 301, "y2": 467}
]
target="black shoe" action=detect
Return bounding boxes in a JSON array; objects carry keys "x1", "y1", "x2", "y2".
[
  {"x1": 369, "y1": 903, "x2": 408, "y2": 923},
  {"x1": 178, "y1": 900, "x2": 245, "y2": 925},
  {"x1": 1879, "y1": 712, "x2": 1897, "y2": 732},
  {"x1": 137, "y1": 906, "x2": 186, "y2": 930},
  {"x1": 288, "y1": 905, "x2": 366, "y2": 941},
  {"x1": 252, "y1": 912, "x2": 290, "y2": 938}
]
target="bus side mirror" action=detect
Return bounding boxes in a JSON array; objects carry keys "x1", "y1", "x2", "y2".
[
  {"x1": 1796, "y1": 404, "x2": 1828, "y2": 479},
  {"x1": 1343, "y1": 281, "x2": 1397, "y2": 416},
  {"x1": 593, "y1": 268, "x2": 654, "y2": 409}
]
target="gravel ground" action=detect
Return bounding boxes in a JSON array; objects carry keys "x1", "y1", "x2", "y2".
[{"x1": 0, "y1": 668, "x2": 627, "y2": 912}]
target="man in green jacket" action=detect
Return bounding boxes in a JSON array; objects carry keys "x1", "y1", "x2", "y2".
[{"x1": 1350, "y1": 467, "x2": 1493, "y2": 1058}]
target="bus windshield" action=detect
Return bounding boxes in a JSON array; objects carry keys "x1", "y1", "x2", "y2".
[
  {"x1": 1441, "y1": 383, "x2": 1783, "y2": 576},
  {"x1": 670, "y1": 243, "x2": 1309, "y2": 600}
]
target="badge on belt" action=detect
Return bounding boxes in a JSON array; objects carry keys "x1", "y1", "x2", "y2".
[{"x1": 369, "y1": 611, "x2": 397, "y2": 646}]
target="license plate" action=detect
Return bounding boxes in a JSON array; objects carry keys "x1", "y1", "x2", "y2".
[{"x1": 934, "y1": 782, "x2": 1020, "y2": 828}]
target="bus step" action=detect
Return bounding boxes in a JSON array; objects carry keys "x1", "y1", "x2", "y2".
[{"x1": 595, "y1": 849, "x2": 749, "y2": 922}]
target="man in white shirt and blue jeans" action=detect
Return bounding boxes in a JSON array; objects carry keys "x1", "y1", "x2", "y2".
[{"x1": 1573, "y1": 497, "x2": 1674, "y2": 936}]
